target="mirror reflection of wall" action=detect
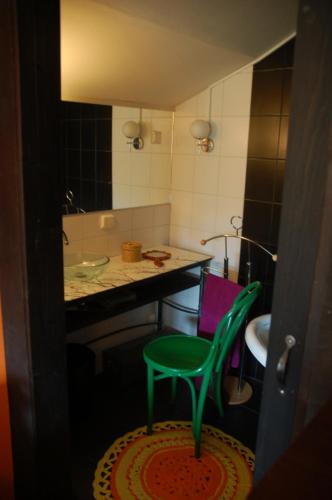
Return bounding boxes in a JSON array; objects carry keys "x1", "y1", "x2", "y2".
[
  {"x1": 112, "y1": 106, "x2": 172, "y2": 209},
  {"x1": 61, "y1": 101, "x2": 173, "y2": 214}
]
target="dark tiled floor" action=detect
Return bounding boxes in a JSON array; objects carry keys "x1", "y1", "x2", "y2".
[{"x1": 70, "y1": 368, "x2": 262, "y2": 499}]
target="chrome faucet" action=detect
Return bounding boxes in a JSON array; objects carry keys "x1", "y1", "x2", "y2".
[{"x1": 62, "y1": 230, "x2": 69, "y2": 245}]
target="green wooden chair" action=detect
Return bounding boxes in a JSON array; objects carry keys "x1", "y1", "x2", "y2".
[{"x1": 143, "y1": 281, "x2": 262, "y2": 457}]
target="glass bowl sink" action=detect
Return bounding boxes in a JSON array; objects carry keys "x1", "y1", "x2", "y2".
[{"x1": 64, "y1": 252, "x2": 110, "y2": 281}]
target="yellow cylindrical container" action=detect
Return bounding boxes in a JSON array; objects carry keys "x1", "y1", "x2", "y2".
[{"x1": 121, "y1": 241, "x2": 142, "y2": 262}]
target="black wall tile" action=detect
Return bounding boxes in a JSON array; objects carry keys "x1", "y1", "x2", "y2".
[
  {"x1": 67, "y1": 149, "x2": 81, "y2": 178},
  {"x1": 270, "y1": 204, "x2": 282, "y2": 246},
  {"x1": 278, "y1": 116, "x2": 289, "y2": 159},
  {"x1": 66, "y1": 178, "x2": 81, "y2": 207},
  {"x1": 250, "y1": 70, "x2": 283, "y2": 116},
  {"x1": 274, "y1": 160, "x2": 285, "y2": 203},
  {"x1": 245, "y1": 159, "x2": 276, "y2": 201},
  {"x1": 240, "y1": 39, "x2": 294, "y2": 383},
  {"x1": 62, "y1": 101, "x2": 81, "y2": 119},
  {"x1": 281, "y1": 70, "x2": 293, "y2": 116},
  {"x1": 66, "y1": 120, "x2": 80, "y2": 149},
  {"x1": 81, "y1": 150, "x2": 96, "y2": 180},
  {"x1": 96, "y1": 182, "x2": 112, "y2": 210},
  {"x1": 242, "y1": 200, "x2": 272, "y2": 244},
  {"x1": 61, "y1": 101, "x2": 112, "y2": 212},
  {"x1": 96, "y1": 120, "x2": 112, "y2": 151},
  {"x1": 96, "y1": 151, "x2": 112, "y2": 182},
  {"x1": 247, "y1": 117, "x2": 280, "y2": 158},
  {"x1": 81, "y1": 120, "x2": 96, "y2": 150},
  {"x1": 255, "y1": 38, "x2": 295, "y2": 70},
  {"x1": 81, "y1": 180, "x2": 96, "y2": 212}
]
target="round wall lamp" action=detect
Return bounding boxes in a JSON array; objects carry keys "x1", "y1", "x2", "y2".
[
  {"x1": 190, "y1": 119, "x2": 214, "y2": 153},
  {"x1": 122, "y1": 120, "x2": 144, "y2": 150}
]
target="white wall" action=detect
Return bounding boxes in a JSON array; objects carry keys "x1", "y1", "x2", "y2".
[
  {"x1": 112, "y1": 106, "x2": 173, "y2": 208},
  {"x1": 165, "y1": 67, "x2": 253, "y2": 334}
]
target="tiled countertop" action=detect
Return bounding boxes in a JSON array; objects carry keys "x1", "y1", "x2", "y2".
[{"x1": 64, "y1": 245, "x2": 212, "y2": 302}]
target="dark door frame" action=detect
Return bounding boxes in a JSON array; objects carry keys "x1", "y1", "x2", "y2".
[
  {"x1": 254, "y1": 0, "x2": 332, "y2": 481},
  {"x1": 1, "y1": 0, "x2": 332, "y2": 496},
  {"x1": 0, "y1": 0, "x2": 70, "y2": 497}
]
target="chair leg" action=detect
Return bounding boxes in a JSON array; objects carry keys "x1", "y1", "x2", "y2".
[
  {"x1": 171, "y1": 377, "x2": 177, "y2": 403},
  {"x1": 193, "y1": 373, "x2": 211, "y2": 459},
  {"x1": 147, "y1": 365, "x2": 154, "y2": 434},
  {"x1": 214, "y1": 370, "x2": 224, "y2": 417}
]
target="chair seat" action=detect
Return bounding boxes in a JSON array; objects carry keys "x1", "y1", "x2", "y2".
[{"x1": 143, "y1": 334, "x2": 212, "y2": 373}]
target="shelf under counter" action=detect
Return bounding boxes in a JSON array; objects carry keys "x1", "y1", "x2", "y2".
[{"x1": 65, "y1": 246, "x2": 212, "y2": 334}]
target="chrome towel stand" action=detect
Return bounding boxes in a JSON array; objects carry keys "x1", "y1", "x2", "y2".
[{"x1": 200, "y1": 216, "x2": 277, "y2": 405}]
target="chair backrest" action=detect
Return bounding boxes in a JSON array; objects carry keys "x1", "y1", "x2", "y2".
[{"x1": 211, "y1": 281, "x2": 262, "y2": 373}]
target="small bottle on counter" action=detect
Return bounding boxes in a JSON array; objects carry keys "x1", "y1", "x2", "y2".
[{"x1": 121, "y1": 241, "x2": 142, "y2": 262}]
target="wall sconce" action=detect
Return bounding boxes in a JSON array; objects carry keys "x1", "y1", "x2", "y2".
[
  {"x1": 190, "y1": 119, "x2": 214, "y2": 153},
  {"x1": 122, "y1": 120, "x2": 144, "y2": 150}
]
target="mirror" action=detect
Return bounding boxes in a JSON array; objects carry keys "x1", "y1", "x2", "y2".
[{"x1": 61, "y1": 101, "x2": 172, "y2": 213}]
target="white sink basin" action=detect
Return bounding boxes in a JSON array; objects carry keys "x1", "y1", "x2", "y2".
[
  {"x1": 64, "y1": 252, "x2": 110, "y2": 281},
  {"x1": 245, "y1": 314, "x2": 271, "y2": 367}
]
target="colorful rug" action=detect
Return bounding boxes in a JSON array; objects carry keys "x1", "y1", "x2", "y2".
[{"x1": 93, "y1": 421, "x2": 254, "y2": 499}]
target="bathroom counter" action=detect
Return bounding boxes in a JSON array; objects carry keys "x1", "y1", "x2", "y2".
[{"x1": 65, "y1": 245, "x2": 212, "y2": 333}]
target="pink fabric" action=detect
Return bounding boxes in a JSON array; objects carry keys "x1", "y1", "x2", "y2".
[{"x1": 199, "y1": 274, "x2": 243, "y2": 368}]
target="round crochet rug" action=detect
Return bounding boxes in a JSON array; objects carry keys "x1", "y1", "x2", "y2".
[{"x1": 93, "y1": 421, "x2": 254, "y2": 499}]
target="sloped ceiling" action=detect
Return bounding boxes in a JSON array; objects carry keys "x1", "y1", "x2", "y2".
[{"x1": 61, "y1": 0, "x2": 298, "y2": 110}]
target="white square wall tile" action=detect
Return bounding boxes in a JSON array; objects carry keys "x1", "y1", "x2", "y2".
[
  {"x1": 82, "y1": 212, "x2": 103, "y2": 238},
  {"x1": 132, "y1": 206, "x2": 154, "y2": 229},
  {"x1": 150, "y1": 188, "x2": 171, "y2": 205},
  {"x1": 109, "y1": 229, "x2": 132, "y2": 256},
  {"x1": 173, "y1": 117, "x2": 197, "y2": 155},
  {"x1": 223, "y1": 71, "x2": 253, "y2": 117},
  {"x1": 215, "y1": 197, "x2": 244, "y2": 233},
  {"x1": 196, "y1": 89, "x2": 210, "y2": 118},
  {"x1": 211, "y1": 82, "x2": 223, "y2": 118},
  {"x1": 170, "y1": 191, "x2": 193, "y2": 227},
  {"x1": 150, "y1": 109, "x2": 173, "y2": 119},
  {"x1": 142, "y1": 108, "x2": 152, "y2": 119},
  {"x1": 176, "y1": 95, "x2": 197, "y2": 117},
  {"x1": 153, "y1": 204, "x2": 170, "y2": 226},
  {"x1": 190, "y1": 229, "x2": 215, "y2": 254},
  {"x1": 193, "y1": 156, "x2": 219, "y2": 195},
  {"x1": 113, "y1": 184, "x2": 132, "y2": 209},
  {"x1": 131, "y1": 186, "x2": 151, "y2": 207},
  {"x1": 220, "y1": 116, "x2": 250, "y2": 157},
  {"x1": 82, "y1": 236, "x2": 110, "y2": 255},
  {"x1": 132, "y1": 228, "x2": 154, "y2": 248},
  {"x1": 209, "y1": 119, "x2": 222, "y2": 156},
  {"x1": 170, "y1": 225, "x2": 192, "y2": 249},
  {"x1": 116, "y1": 106, "x2": 140, "y2": 119},
  {"x1": 112, "y1": 152, "x2": 131, "y2": 184},
  {"x1": 171, "y1": 155, "x2": 195, "y2": 192},
  {"x1": 130, "y1": 154, "x2": 151, "y2": 187},
  {"x1": 150, "y1": 155, "x2": 171, "y2": 189},
  {"x1": 191, "y1": 194, "x2": 217, "y2": 232},
  {"x1": 218, "y1": 157, "x2": 247, "y2": 198},
  {"x1": 153, "y1": 225, "x2": 170, "y2": 245},
  {"x1": 113, "y1": 208, "x2": 132, "y2": 232},
  {"x1": 63, "y1": 239, "x2": 82, "y2": 256}
]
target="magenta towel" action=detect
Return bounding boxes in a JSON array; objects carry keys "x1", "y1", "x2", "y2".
[{"x1": 199, "y1": 274, "x2": 243, "y2": 368}]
